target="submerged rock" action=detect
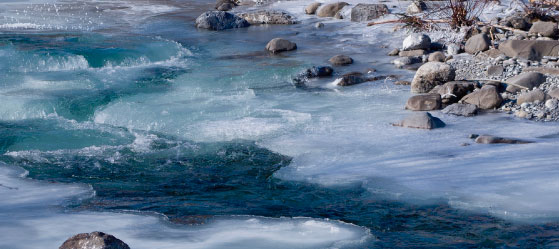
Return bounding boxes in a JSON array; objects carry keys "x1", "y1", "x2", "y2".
[
  {"x1": 266, "y1": 38, "x2": 297, "y2": 53},
  {"x1": 305, "y1": 2, "x2": 322, "y2": 14},
  {"x1": 59, "y1": 232, "x2": 130, "y2": 249},
  {"x1": 405, "y1": 94, "x2": 442, "y2": 111},
  {"x1": 461, "y1": 85, "x2": 502, "y2": 110},
  {"x1": 317, "y1": 2, "x2": 349, "y2": 17},
  {"x1": 475, "y1": 135, "x2": 532, "y2": 144},
  {"x1": 411, "y1": 62, "x2": 455, "y2": 93},
  {"x1": 442, "y1": 103, "x2": 478, "y2": 117},
  {"x1": 350, "y1": 3, "x2": 389, "y2": 22},
  {"x1": 505, "y1": 72, "x2": 546, "y2": 93},
  {"x1": 402, "y1": 33, "x2": 431, "y2": 51},
  {"x1": 336, "y1": 72, "x2": 368, "y2": 86},
  {"x1": 329, "y1": 55, "x2": 353, "y2": 65},
  {"x1": 239, "y1": 10, "x2": 298, "y2": 25},
  {"x1": 293, "y1": 66, "x2": 334, "y2": 85},
  {"x1": 195, "y1": 11, "x2": 250, "y2": 30},
  {"x1": 393, "y1": 112, "x2": 445, "y2": 130}
]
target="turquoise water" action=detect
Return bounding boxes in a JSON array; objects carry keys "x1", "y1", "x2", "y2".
[{"x1": 2, "y1": 0, "x2": 559, "y2": 248}]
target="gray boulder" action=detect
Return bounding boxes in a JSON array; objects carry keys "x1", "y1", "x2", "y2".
[
  {"x1": 59, "y1": 232, "x2": 130, "y2": 249},
  {"x1": 549, "y1": 88, "x2": 559, "y2": 99},
  {"x1": 498, "y1": 40, "x2": 559, "y2": 61},
  {"x1": 402, "y1": 33, "x2": 431, "y2": 51},
  {"x1": 266, "y1": 38, "x2": 297, "y2": 53},
  {"x1": 505, "y1": 72, "x2": 546, "y2": 93},
  {"x1": 195, "y1": 11, "x2": 250, "y2": 30},
  {"x1": 215, "y1": 0, "x2": 237, "y2": 9},
  {"x1": 529, "y1": 21, "x2": 559, "y2": 38},
  {"x1": 336, "y1": 72, "x2": 369, "y2": 86},
  {"x1": 447, "y1": 43, "x2": 462, "y2": 55},
  {"x1": 392, "y1": 56, "x2": 421, "y2": 67},
  {"x1": 329, "y1": 55, "x2": 353, "y2": 65},
  {"x1": 465, "y1": 34, "x2": 491, "y2": 54},
  {"x1": 502, "y1": 16, "x2": 530, "y2": 30},
  {"x1": 430, "y1": 81, "x2": 475, "y2": 105},
  {"x1": 517, "y1": 89, "x2": 547, "y2": 105},
  {"x1": 461, "y1": 85, "x2": 503, "y2": 109},
  {"x1": 442, "y1": 103, "x2": 478, "y2": 117},
  {"x1": 239, "y1": 10, "x2": 298, "y2": 25},
  {"x1": 399, "y1": 49, "x2": 427, "y2": 57},
  {"x1": 405, "y1": 94, "x2": 442, "y2": 111},
  {"x1": 428, "y1": 51, "x2": 446, "y2": 62},
  {"x1": 486, "y1": 65, "x2": 504, "y2": 76},
  {"x1": 475, "y1": 135, "x2": 532, "y2": 144},
  {"x1": 393, "y1": 112, "x2": 445, "y2": 130},
  {"x1": 217, "y1": 3, "x2": 235, "y2": 11},
  {"x1": 350, "y1": 4, "x2": 389, "y2": 22},
  {"x1": 411, "y1": 62, "x2": 456, "y2": 93},
  {"x1": 317, "y1": 2, "x2": 349, "y2": 17},
  {"x1": 305, "y1": 2, "x2": 322, "y2": 14}
]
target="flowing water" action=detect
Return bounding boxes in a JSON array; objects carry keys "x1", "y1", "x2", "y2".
[{"x1": 1, "y1": 0, "x2": 559, "y2": 248}]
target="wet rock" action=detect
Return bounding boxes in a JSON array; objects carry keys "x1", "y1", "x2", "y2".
[
  {"x1": 505, "y1": 72, "x2": 546, "y2": 93},
  {"x1": 406, "y1": 1, "x2": 427, "y2": 14},
  {"x1": 305, "y1": 2, "x2": 322, "y2": 14},
  {"x1": 465, "y1": 34, "x2": 491, "y2": 54},
  {"x1": 461, "y1": 85, "x2": 503, "y2": 110},
  {"x1": 529, "y1": 21, "x2": 558, "y2": 38},
  {"x1": 195, "y1": 11, "x2": 250, "y2": 30},
  {"x1": 317, "y1": 2, "x2": 349, "y2": 17},
  {"x1": 402, "y1": 33, "x2": 431, "y2": 51},
  {"x1": 498, "y1": 40, "x2": 559, "y2": 61},
  {"x1": 430, "y1": 81, "x2": 475, "y2": 105},
  {"x1": 517, "y1": 89, "x2": 547, "y2": 105},
  {"x1": 293, "y1": 66, "x2": 334, "y2": 85},
  {"x1": 411, "y1": 62, "x2": 456, "y2": 93},
  {"x1": 393, "y1": 112, "x2": 445, "y2": 130},
  {"x1": 239, "y1": 10, "x2": 298, "y2": 25},
  {"x1": 388, "y1": 48, "x2": 400, "y2": 56},
  {"x1": 393, "y1": 57, "x2": 421, "y2": 67},
  {"x1": 399, "y1": 49, "x2": 426, "y2": 57},
  {"x1": 486, "y1": 65, "x2": 504, "y2": 76},
  {"x1": 315, "y1": 22, "x2": 324, "y2": 28},
  {"x1": 442, "y1": 103, "x2": 478, "y2": 117},
  {"x1": 266, "y1": 38, "x2": 297, "y2": 53},
  {"x1": 336, "y1": 72, "x2": 368, "y2": 86},
  {"x1": 405, "y1": 94, "x2": 442, "y2": 111},
  {"x1": 59, "y1": 232, "x2": 130, "y2": 249},
  {"x1": 350, "y1": 3, "x2": 389, "y2": 22},
  {"x1": 428, "y1": 51, "x2": 445, "y2": 62},
  {"x1": 394, "y1": 80, "x2": 411, "y2": 85},
  {"x1": 475, "y1": 135, "x2": 532, "y2": 144},
  {"x1": 329, "y1": 55, "x2": 353, "y2": 65}
]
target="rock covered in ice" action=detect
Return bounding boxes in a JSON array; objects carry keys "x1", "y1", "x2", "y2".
[{"x1": 239, "y1": 10, "x2": 298, "y2": 25}]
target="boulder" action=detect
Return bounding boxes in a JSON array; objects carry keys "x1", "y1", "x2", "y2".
[
  {"x1": 405, "y1": 94, "x2": 442, "y2": 111},
  {"x1": 442, "y1": 103, "x2": 478, "y2": 117},
  {"x1": 447, "y1": 43, "x2": 462, "y2": 55},
  {"x1": 505, "y1": 72, "x2": 546, "y2": 93},
  {"x1": 315, "y1": 22, "x2": 324, "y2": 29},
  {"x1": 402, "y1": 33, "x2": 431, "y2": 51},
  {"x1": 393, "y1": 57, "x2": 421, "y2": 67},
  {"x1": 195, "y1": 11, "x2": 250, "y2": 30},
  {"x1": 517, "y1": 89, "x2": 547, "y2": 105},
  {"x1": 239, "y1": 10, "x2": 298, "y2": 25},
  {"x1": 305, "y1": 2, "x2": 322, "y2": 14},
  {"x1": 529, "y1": 21, "x2": 559, "y2": 38},
  {"x1": 411, "y1": 62, "x2": 456, "y2": 93},
  {"x1": 215, "y1": 0, "x2": 237, "y2": 9},
  {"x1": 393, "y1": 112, "x2": 446, "y2": 130},
  {"x1": 336, "y1": 72, "x2": 369, "y2": 86},
  {"x1": 266, "y1": 38, "x2": 297, "y2": 53},
  {"x1": 350, "y1": 4, "x2": 389, "y2": 22},
  {"x1": 465, "y1": 34, "x2": 491, "y2": 54},
  {"x1": 406, "y1": 1, "x2": 427, "y2": 14},
  {"x1": 399, "y1": 49, "x2": 427, "y2": 57},
  {"x1": 461, "y1": 85, "x2": 503, "y2": 109},
  {"x1": 498, "y1": 40, "x2": 559, "y2": 61},
  {"x1": 475, "y1": 135, "x2": 532, "y2": 144},
  {"x1": 328, "y1": 55, "x2": 354, "y2": 65},
  {"x1": 59, "y1": 232, "x2": 130, "y2": 249},
  {"x1": 549, "y1": 88, "x2": 559, "y2": 99},
  {"x1": 217, "y1": 3, "x2": 235, "y2": 11},
  {"x1": 293, "y1": 66, "x2": 334, "y2": 85},
  {"x1": 317, "y1": 2, "x2": 349, "y2": 17},
  {"x1": 502, "y1": 16, "x2": 530, "y2": 30},
  {"x1": 428, "y1": 51, "x2": 446, "y2": 62},
  {"x1": 430, "y1": 81, "x2": 475, "y2": 105}
]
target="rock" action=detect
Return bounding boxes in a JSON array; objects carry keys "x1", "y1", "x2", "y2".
[
  {"x1": 529, "y1": 21, "x2": 559, "y2": 38},
  {"x1": 406, "y1": 1, "x2": 427, "y2": 14},
  {"x1": 217, "y1": 3, "x2": 235, "y2": 11},
  {"x1": 484, "y1": 48, "x2": 505, "y2": 58},
  {"x1": 475, "y1": 135, "x2": 532, "y2": 144},
  {"x1": 461, "y1": 85, "x2": 503, "y2": 109},
  {"x1": 486, "y1": 65, "x2": 504, "y2": 77},
  {"x1": 430, "y1": 81, "x2": 475, "y2": 105},
  {"x1": 393, "y1": 112, "x2": 445, "y2": 130},
  {"x1": 549, "y1": 88, "x2": 559, "y2": 99},
  {"x1": 498, "y1": 40, "x2": 559, "y2": 61},
  {"x1": 402, "y1": 33, "x2": 431, "y2": 51},
  {"x1": 465, "y1": 34, "x2": 491, "y2": 54},
  {"x1": 350, "y1": 3, "x2": 389, "y2": 22},
  {"x1": 505, "y1": 72, "x2": 546, "y2": 93},
  {"x1": 517, "y1": 89, "x2": 547, "y2": 105},
  {"x1": 328, "y1": 55, "x2": 354, "y2": 65},
  {"x1": 315, "y1": 22, "x2": 324, "y2": 28},
  {"x1": 388, "y1": 48, "x2": 400, "y2": 56},
  {"x1": 266, "y1": 38, "x2": 297, "y2": 53},
  {"x1": 442, "y1": 103, "x2": 478, "y2": 116},
  {"x1": 393, "y1": 57, "x2": 421, "y2": 67},
  {"x1": 317, "y1": 2, "x2": 349, "y2": 17},
  {"x1": 546, "y1": 98, "x2": 558, "y2": 109},
  {"x1": 59, "y1": 232, "x2": 130, "y2": 249},
  {"x1": 395, "y1": 80, "x2": 411, "y2": 85},
  {"x1": 293, "y1": 66, "x2": 334, "y2": 85},
  {"x1": 503, "y1": 16, "x2": 530, "y2": 30},
  {"x1": 195, "y1": 11, "x2": 250, "y2": 30},
  {"x1": 399, "y1": 49, "x2": 426, "y2": 57},
  {"x1": 239, "y1": 10, "x2": 298, "y2": 25},
  {"x1": 336, "y1": 72, "x2": 369, "y2": 86},
  {"x1": 428, "y1": 51, "x2": 445, "y2": 62},
  {"x1": 447, "y1": 43, "x2": 461, "y2": 55},
  {"x1": 411, "y1": 62, "x2": 456, "y2": 93},
  {"x1": 405, "y1": 94, "x2": 442, "y2": 111},
  {"x1": 305, "y1": 2, "x2": 322, "y2": 14},
  {"x1": 215, "y1": 0, "x2": 237, "y2": 9}
]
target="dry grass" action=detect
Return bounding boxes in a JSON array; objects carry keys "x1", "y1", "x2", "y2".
[
  {"x1": 520, "y1": 0, "x2": 559, "y2": 21},
  {"x1": 431, "y1": 0, "x2": 494, "y2": 28}
]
